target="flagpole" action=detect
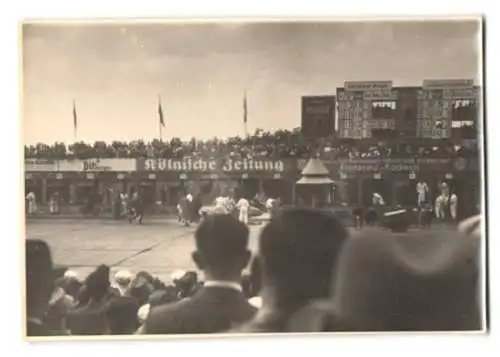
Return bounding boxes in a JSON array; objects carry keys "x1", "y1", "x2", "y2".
[
  {"x1": 73, "y1": 99, "x2": 77, "y2": 142},
  {"x1": 158, "y1": 95, "x2": 163, "y2": 142},
  {"x1": 243, "y1": 91, "x2": 248, "y2": 137}
]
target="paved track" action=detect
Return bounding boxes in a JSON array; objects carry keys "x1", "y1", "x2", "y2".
[
  {"x1": 25, "y1": 218, "x2": 263, "y2": 284},
  {"x1": 25, "y1": 218, "x2": 456, "y2": 284}
]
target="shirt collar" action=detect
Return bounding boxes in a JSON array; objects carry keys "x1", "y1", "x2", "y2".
[{"x1": 203, "y1": 280, "x2": 242, "y2": 292}]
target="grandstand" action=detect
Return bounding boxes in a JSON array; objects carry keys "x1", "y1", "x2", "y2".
[{"x1": 24, "y1": 79, "x2": 482, "y2": 221}]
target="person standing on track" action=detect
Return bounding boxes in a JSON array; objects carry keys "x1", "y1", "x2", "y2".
[
  {"x1": 236, "y1": 196, "x2": 250, "y2": 225},
  {"x1": 120, "y1": 192, "x2": 129, "y2": 218},
  {"x1": 26, "y1": 191, "x2": 37, "y2": 216},
  {"x1": 49, "y1": 191, "x2": 60, "y2": 215},
  {"x1": 129, "y1": 190, "x2": 144, "y2": 225},
  {"x1": 416, "y1": 180, "x2": 429, "y2": 207},
  {"x1": 450, "y1": 192, "x2": 458, "y2": 221},
  {"x1": 178, "y1": 193, "x2": 193, "y2": 226}
]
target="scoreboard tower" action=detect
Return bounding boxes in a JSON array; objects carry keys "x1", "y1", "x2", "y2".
[
  {"x1": 337, "y1": 81, "x2": 397, "y2": 139},
  {"x1": 417, "y1": 79, "x2": 479, "y2": 139}
]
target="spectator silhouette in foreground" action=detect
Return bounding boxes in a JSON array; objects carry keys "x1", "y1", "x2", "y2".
[
  {"x1": 141, "y1": 214, "x2": 256, "y2": 334},
  {"x1": 65, "y1": 265, "x2": 111, "y2": 335},
  {"x1": 234, "y1": 208, "x2": 348, "y2": 333},
  {"x1": 26, "y1": 239, "x2": 54, "y2": 336},
  {"x1": 102, "y1": 296, "x2": 140, "y2": 335},
  {"x1": 322, "y1": 227, "x2": 482, "y2": 332}
]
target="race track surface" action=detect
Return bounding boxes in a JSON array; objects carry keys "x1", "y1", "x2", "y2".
[
  {"x1": 25, "y1": 218, "x2": 262, "y2": 283},
  {"x1": 25, "y1": 218, "x2": 456, "y2": 284}
]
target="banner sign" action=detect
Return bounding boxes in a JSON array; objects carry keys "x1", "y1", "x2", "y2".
[
  {"x1": 344, "y1": 81, "x2": 392, "y2": 91},
  {"x1": 422, "y1": 79, "x2": 474, "y2": 90},
  {"x1": 328, "y1": 157, "x2": 475, "y2": 174},
  {"x1": 57, "y1": 158, "x2": 136, "y2": 172},
  {"x1": 137, "y1": 157, "x2": 291, "y2": 173},
  {"x1": 24, "y1": 159, "x2": 58, "y2": 172}
]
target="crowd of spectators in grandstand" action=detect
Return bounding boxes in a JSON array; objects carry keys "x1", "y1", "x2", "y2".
[
  {"x1": 24, "y1": 128, "x2": 478, "y2": 160},
  {"x1": 26, "y1": 209, "x2": 482, "y2": 337}
]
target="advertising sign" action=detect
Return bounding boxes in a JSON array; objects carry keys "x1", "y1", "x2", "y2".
[
  {"x1": 24, "y1": 159, "x2": 58, "y2": 172},
  {"x1": 422, "y1": 79, "x2": 474, "y2": 90},
  {"x1": 344, "y1": 81, "x2": 392, "y2": 91},
  {"x1": 57, "y1": 158, "x2": 136, "y2": 172},
  {"x1": 326, "y1": 157, "x2": 475, "y2": 175},
  {"x1": 137, "y1": 157, "x2": 290, "y2": 173}
]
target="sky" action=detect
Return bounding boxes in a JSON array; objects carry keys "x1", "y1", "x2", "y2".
[{"x1": 22, "y1": 19, "x2": 481, "y2": 145}]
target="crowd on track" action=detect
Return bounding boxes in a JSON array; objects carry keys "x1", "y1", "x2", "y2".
[
  {"x1": 25, "y1": 128, "x2": 478, "y2": 161},
  {"x1": 26, "y1": 208, "x2": 482, "y2": 337}
]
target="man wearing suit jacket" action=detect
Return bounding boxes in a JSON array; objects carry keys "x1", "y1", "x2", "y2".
[{"x1": 141, "y1": 214, "x2": 256, "y2": 334}]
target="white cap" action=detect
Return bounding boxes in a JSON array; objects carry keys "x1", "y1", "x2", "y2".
[
  {"x1": 64, "y1": 270, "x2": 79, "y2": 280},
  {"x1": 137, "y1": 304, "x2": 151, "y2": 324},
  {"x1": 187, "y1": 194, "x2": 193, "y2": 202},
  {"x1": 114, "y1": 270, "x2": 133, "y2": 284},
  {"x1": 171, "y1": 270, "x2": 186, "y2": 281},
  {"x1": 248, "y1": 296, "x2": 263, "y2": 308},
  {"x1": 49, "y1": 287, "x2": 65, "y2": 306}
]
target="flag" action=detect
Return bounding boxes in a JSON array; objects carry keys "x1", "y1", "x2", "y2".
[
  {"x1": 72, "y1": 101, "x2": 77, "y2": 130},
  {"x1": 158, "y1": 99, "x2": 165, "y2": 127},
  {"x1": 243, "y1": 94, "x2": 248, "y2": 123}
]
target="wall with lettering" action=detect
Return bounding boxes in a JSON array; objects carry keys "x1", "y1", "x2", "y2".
[
  {"x1": 57, "y1": 159, "x2": 136, "y2": 172},
  {"x1": 24, "y1": 159, "x2": 59, "y2": 172},
  {"x1": 136, "y1": 158, "x2": 294, "y2": 173},
  {"x1": 322, "y1": 157, "x2": 476, "y2": 175}
]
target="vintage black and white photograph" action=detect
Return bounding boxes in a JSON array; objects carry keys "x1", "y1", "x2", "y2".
[{"x1": 22, "y1": 17, "x2": 486, "y2": 338}]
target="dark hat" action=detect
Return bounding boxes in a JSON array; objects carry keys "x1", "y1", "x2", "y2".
[
  {"x1": 26, "y1": 239, "x2": 53, "y2": 280},
  {"x1": 85, "y1": 265, "x2": 111, "y2": 294},
  {"x1": 26, "y1": 240, "x2": 55, "y2": 317},
  {"x1": 330, "y1": 228, "x2": 482, "y2": 331}
]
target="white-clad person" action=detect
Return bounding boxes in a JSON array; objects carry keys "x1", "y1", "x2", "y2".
[
  {"x1": 26, "y1": 191, "x2": 37, "y2": 215},
  {"x1": 120, "y1": 192, "x2": 129, "y2": 217},
  {"x1": 372, "y1": 192, "x2": 385, "y2": 206},
  {"x1": 237, "y1": 196, "x2": 250, "y2": 224},
  {"x1": 215, "y1": 196, "x2": 227, "y2": 212},
  {"x1": 450, "y1": 192, "x2": 458, "y2": 221},
  {"x1": 416, "y1": 180, "x2": 429, "y2": 207},
  {"x1": 265, "y1": 198, "x2": 275, "y2": 213}
]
